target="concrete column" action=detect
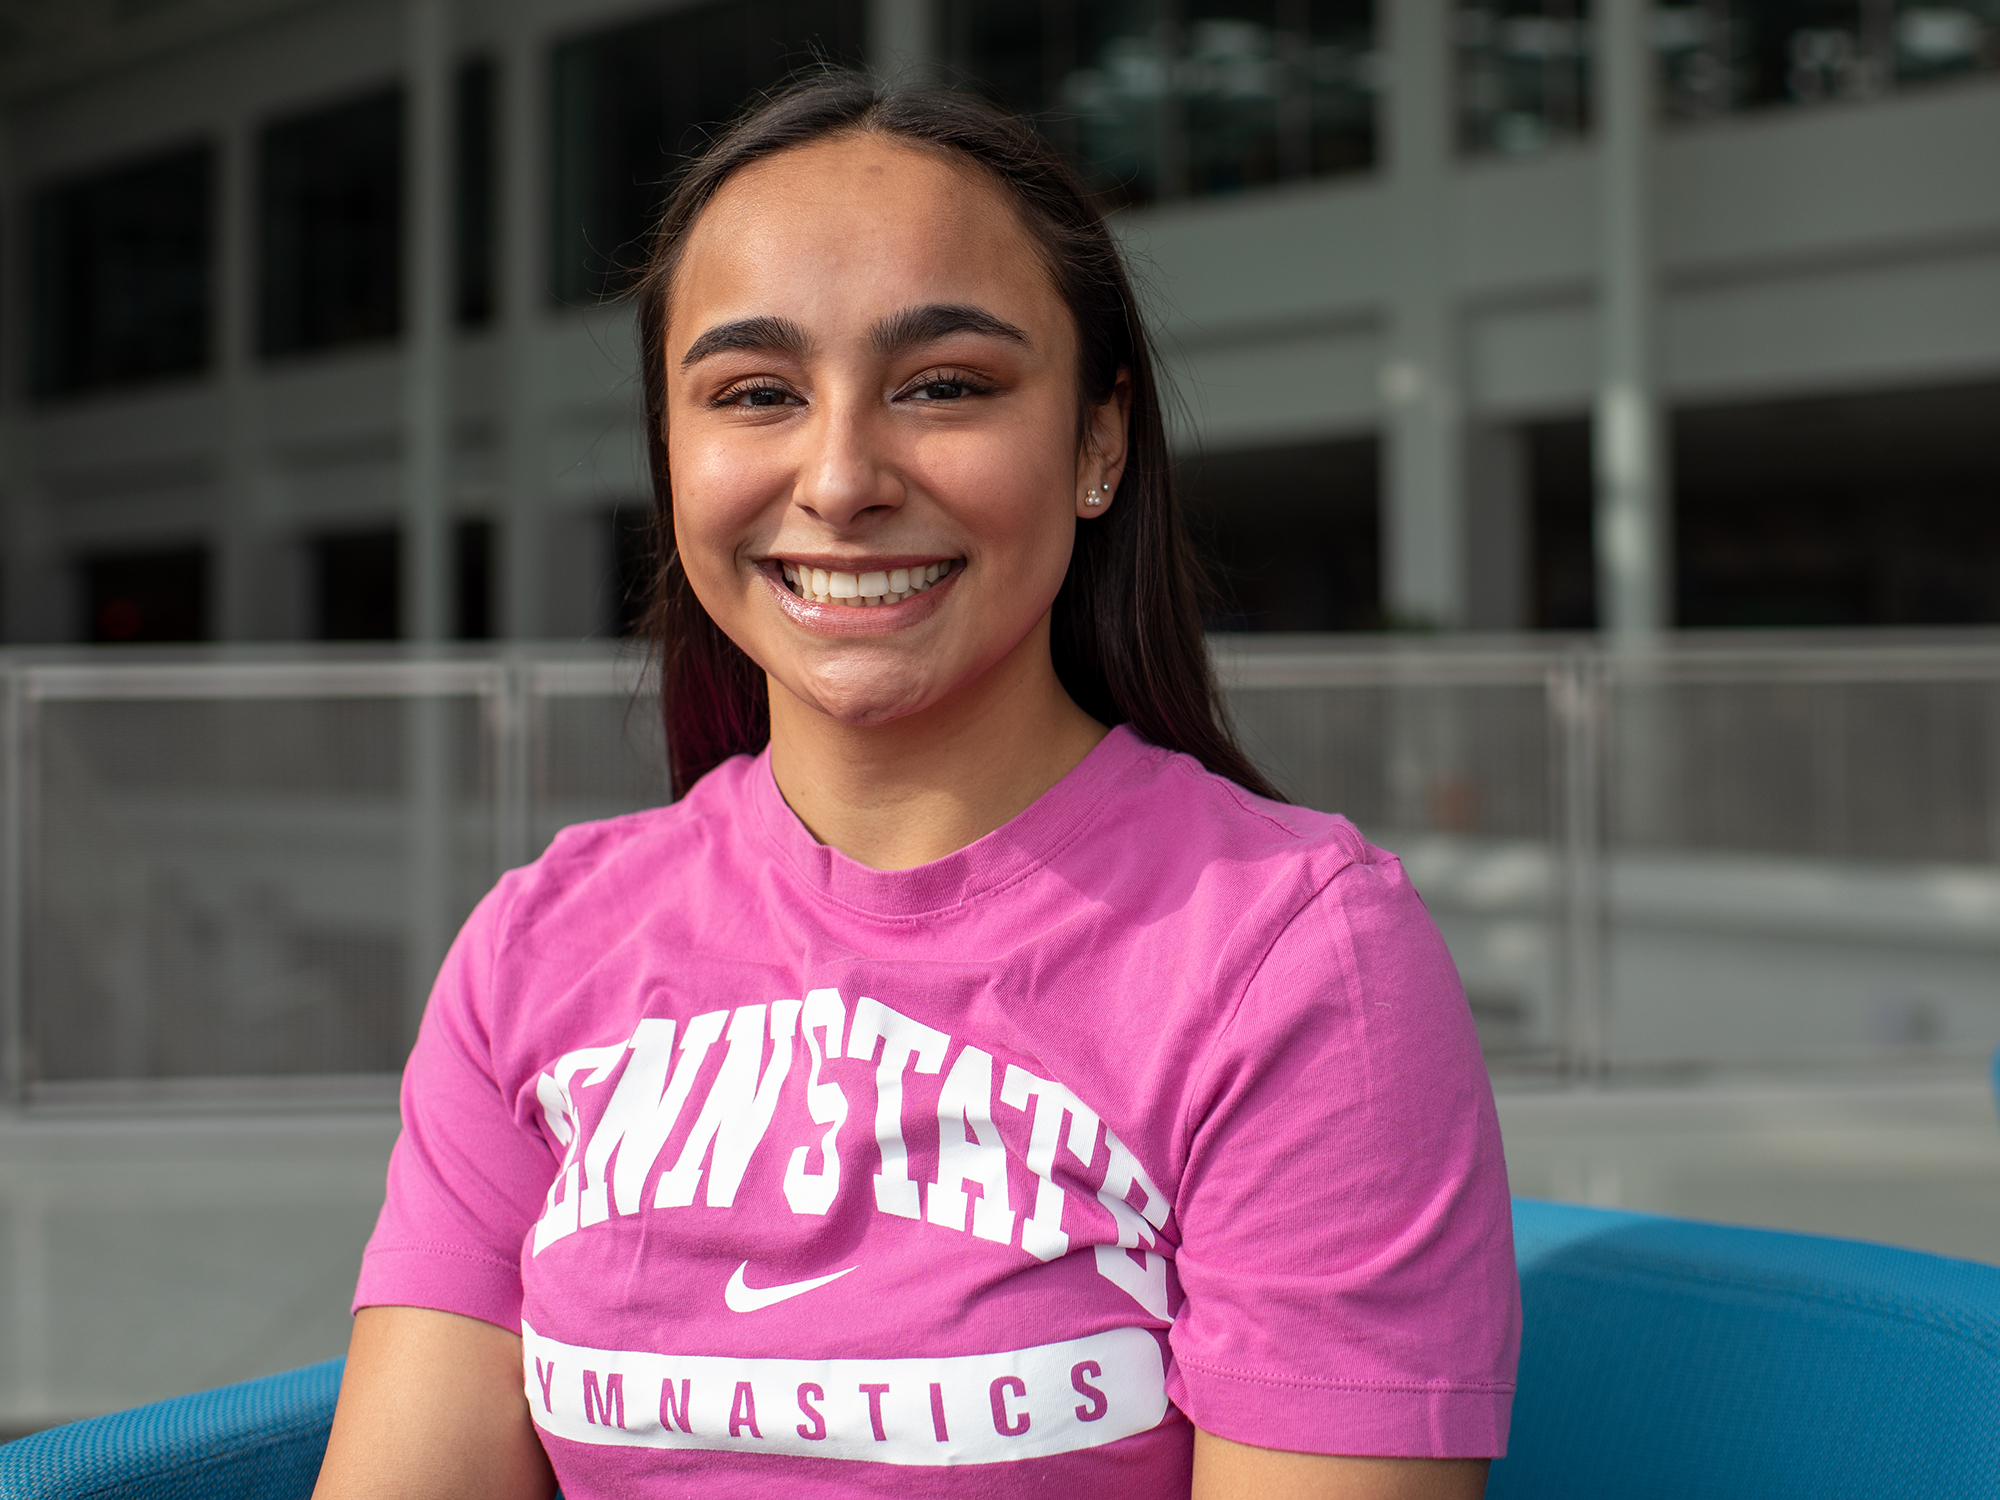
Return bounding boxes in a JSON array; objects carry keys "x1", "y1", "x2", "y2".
[
  {"x1": 868, "y1": 0, "x2": 938, "y2": 84},
  {"x1": 499, "y1": 4, "x2": 547, "y2": 640},
  {"x1": 1593, "y1": 0, "x2": 1671, "y2": 638},
  {"x1": 214, "y1": 119, "x2": 263, "y2": 642},
  {"x1": 403, "y1": 0, "x2": 453, "y2": 645},
  {"x1": 402, "y1": 0, "x2": 455, "y2": 1041},
  {"x1": 1380, "y1": 0, "x2": 1466, "y2": 630}
]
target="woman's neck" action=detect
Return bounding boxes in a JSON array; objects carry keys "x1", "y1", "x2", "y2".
[{"x1": 766, "y1": 622, "x2": 1107, "y2": 872}]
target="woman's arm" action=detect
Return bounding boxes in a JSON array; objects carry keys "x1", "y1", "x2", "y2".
[
  {"x1": 1193, "y1": 1431, "x2": 1489, "y2": 1500},
  {"x1": 311, "y1": 1306, "x2": 556, "y2": 1500}
]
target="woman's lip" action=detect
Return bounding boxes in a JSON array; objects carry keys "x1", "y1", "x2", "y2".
[
  {"x1": 759, "y1": 561, "x2": 961, "y2": 635},
  {"x1": 766, "y1": 555, "x2": 957, "y2": 572}
]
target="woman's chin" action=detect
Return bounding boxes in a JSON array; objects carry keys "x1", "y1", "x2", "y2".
[{"x1": 778, "y1": 669, "x2": 946, "y2": 731}]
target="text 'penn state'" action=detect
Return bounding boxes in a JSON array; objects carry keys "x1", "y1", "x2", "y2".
[{"x1": 532, "y1": 990, "x2": 1172, "y2": 1318}]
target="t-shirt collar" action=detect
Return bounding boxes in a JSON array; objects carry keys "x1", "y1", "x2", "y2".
[{"x1": 748, "y1": 723, "x2": 1147, "y2": 920}]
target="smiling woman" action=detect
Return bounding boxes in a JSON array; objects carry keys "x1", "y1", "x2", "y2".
[{"x1": 312, "y1": 74, "x2": 1518, "y2": 1500}]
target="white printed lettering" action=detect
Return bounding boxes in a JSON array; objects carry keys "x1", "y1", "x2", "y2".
[
  {"x1": 782, "y1": 989, "x2": 849, "y2": 1215},
  {"x1": 656, "y1": 1002, "x2": 802, "y2": 1208},
  {"x1": 522, "y1": 1321, "x2": 1166, "y2": 1465},
  {"x1": 577, "y1": 1013, "x2": 724, "y2": 1227},
  {"x1": 531, "y1": 1042, "x2": 628, "y2": 1252},
  {"x1": 998, "y1": 1065, "x2": 1101, "y2": 1261},
  {"x1": 845, "y1": 998, "x2": 948, "y2": 1219},
  {"x1": 1093, "y1": 1131, "x2": 1173, "y2": 1320},
  {"x1": 926, "y1": 1045, "x2": 1016, "y2": 1244}
]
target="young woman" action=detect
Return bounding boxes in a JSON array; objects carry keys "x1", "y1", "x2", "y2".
[{"x1": 315, "y1": 75, "x2": 1518, "y2": 1500}]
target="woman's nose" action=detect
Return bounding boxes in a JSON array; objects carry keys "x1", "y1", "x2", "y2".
[{"x1": 791, "y1": 398, "x2": 904, "y2": 528}]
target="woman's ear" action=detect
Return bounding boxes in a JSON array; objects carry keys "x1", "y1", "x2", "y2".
[{"x1": 1076, "y1": 367, "x2": 1134, "y2": 519}]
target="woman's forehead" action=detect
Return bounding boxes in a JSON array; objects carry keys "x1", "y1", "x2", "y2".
[{"x1": 670, "y1": 137, "x2": 1059, "y2": 341}]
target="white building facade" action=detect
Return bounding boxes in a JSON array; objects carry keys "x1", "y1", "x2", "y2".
[{"x1": 0, "y1": 0, "x2": 1995, "y2": 647}]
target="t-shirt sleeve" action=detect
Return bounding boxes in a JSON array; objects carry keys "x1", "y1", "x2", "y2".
[
  {"x1": 352, "y1": 873, "x2": 556, "y2": 1331},
  {"x1": 1166, "y1": 850, "x2": 1521, "y2": 1458}
]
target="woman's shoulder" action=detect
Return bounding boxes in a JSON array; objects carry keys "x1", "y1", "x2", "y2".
[
  {"x1": 1110, "y1": 729, "x2": 1378, "y2": 878},
  {"x1": 1077, "y1": 729, "x2": 1420, "y2": 968},
  {"x1": 489, "y1": 752, "x2": 764, "y2": 925}
]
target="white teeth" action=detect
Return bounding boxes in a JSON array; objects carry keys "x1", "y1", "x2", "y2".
[{"x1": 780, "y1": 560, "x2": 957, "y2": 606}]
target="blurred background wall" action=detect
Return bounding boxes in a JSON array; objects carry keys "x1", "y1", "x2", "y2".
[
  {"x1": 0, "y1": 0, "x2": 1993, "y2": 646},
  {"x1": 0, "y1": 0, "x2": 1995, "y2": 1439}
]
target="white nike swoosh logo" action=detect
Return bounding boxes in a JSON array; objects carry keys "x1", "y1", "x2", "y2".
[{"x1": 724, "y1": 1261, "x2": 857, "y2": 1313}]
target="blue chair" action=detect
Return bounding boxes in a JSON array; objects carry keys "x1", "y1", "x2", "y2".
[
  {"x1": 1493, "y1": 1198, "x2": 2000, "y2": 1498},
  {"x1": 0, "y1": 1358, "x2": 341, "y2": 1500},
  {"x1": 5, "y1": 1202, "x2": 1999, "y2": 1497}
]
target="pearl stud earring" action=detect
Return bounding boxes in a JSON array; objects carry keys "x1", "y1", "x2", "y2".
[{"x1": 1084, "y1": 484, "x2": 1106, "y2": 507}]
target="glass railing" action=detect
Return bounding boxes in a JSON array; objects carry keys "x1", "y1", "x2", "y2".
[{"x1": 1, "y1": 635, "x2": 1995, "y2": 1104}]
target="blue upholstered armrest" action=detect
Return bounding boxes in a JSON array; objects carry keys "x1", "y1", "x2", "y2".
[
  {"x1": 0, "y1": 1357, "x2": 343, "y2": 1500},
  {"x1": 1493, "y1": 1198, "x2": 2000, "y2": 1499}
]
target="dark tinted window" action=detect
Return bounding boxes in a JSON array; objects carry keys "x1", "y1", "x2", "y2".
[
  {"x1": 457, "y1": 58, "x2": 498, "y2": 327},
  {"x1": 455, "y1": 518, "x2": 494, "y2": 639},
  {"x1": 32, "y1": 144, "x2": 213, "y2": 398},
  {"x1": 1676, "y1": 382, "x2": 2000, "y2": 627},
  {"x1": 313, "y1": 529, "x2": 402, "y2": 640},
  {"x1": 82, "y1": 547, "x2": 210, "y2": 643},
  {"x1": 549, "y1": 0, "x2": 865, "y2": 302},
  {"x1": 1183, "y1": 438, "x2": 1380, "y2": 631},
  {"x1": 943, "y1": 0, "x2": 1377, "y2": 207},
  {"x1": 259, "y1": 89, "x2": 403, "y2": 357},
  {"x1": 1458, "y1": 0, "x2": 1589, "y2": 154},
  {"x1": 1527, "y1": 417, "x2": 1596, "y2": 629}
]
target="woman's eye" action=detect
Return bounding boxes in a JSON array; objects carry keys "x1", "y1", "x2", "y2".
[
  {"x1": 721, "y1": 385, "x2": 797, "y2": 408},
  {"x1": 905, "y1": 375, "x2": 992, "y2": 402}
]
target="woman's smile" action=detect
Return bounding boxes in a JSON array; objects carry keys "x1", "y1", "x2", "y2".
[{"x1": 756, "y1": 555, "x2": 967, "y2": 635}]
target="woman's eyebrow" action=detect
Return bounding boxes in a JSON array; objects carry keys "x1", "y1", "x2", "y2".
[
  {"x1": 871, "y1": 303, "x2": 1029, "y2": 356},
  {"x1": 679, "y1": 315, "x2": 812, "y2": 368}
]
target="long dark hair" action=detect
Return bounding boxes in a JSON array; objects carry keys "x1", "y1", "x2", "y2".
[{"x1": 634, "y1": 71, "x2": 1280, "y2": 803}]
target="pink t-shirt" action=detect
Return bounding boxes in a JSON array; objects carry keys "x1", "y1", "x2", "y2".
[{"x1": 356, "y1": 726, "x2": 1519, "y2": 1497}]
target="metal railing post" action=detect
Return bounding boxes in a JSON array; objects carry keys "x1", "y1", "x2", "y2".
[
  {"x1": 1551, "y1": 649, "x2": 1609, "y2": 1080},
  {"x1": 493, "y1": 657, "x2": 532, "y2": 875}
]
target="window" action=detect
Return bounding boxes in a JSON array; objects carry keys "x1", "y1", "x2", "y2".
[
  {"x1": 82, "y1": 547, "x2": 210, "y2": 643},
  {"x1": 455, "y1": 518, "x2": 494, "y2": 639},
  {"x1": 1463, "y1": 0, "x2": 2000, "y2": 155},
  {"x1": 312, "y1": 529, "x2": 401, "y2": 640},
  {"x1": 457, "y1": 58, "x2": 498, "y2": 327},
  {"x1": 31, "y1": 144, "x2": 213, "y2": 398},
  {"x1": 1457, "y1": 0, "x2": 1589, "y2": 154},
  {"x1": 1658, "y1": 0, "x2": 2000, "y2": 115},
  {"x1": 550, "y1": 0, "x2": 865, "y2": 302},
  {"x1": 1182, "y1": 438, "x2": 1380, "y2": 630},
  {"x1": 1676, "y1": 381, "x2": 2000, "y2": 628},
  {"x1": 943, "y1": 0, "x2": 1378, "y2": 206},
  {"x1": 1525, "y1": 418, "x2": 1596, "y2": 629},
  {"x1": 259, "y1": 88, "x2": 403, "y2": 357}
]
